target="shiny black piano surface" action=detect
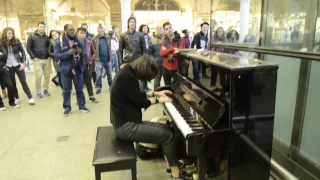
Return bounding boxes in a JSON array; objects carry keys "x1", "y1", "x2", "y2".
[{"x1": 164, "y1": 49, "x2": 278, "y2": 180}]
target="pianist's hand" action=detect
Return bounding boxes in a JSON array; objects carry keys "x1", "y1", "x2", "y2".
[
  {"x1": 155, "y1": 90, "x2": 172, "y2": 97},
  {"x1": 158, "y1": 96, "x2": 172, "y2": 103}
]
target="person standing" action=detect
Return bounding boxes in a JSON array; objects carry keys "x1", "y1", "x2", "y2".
[
  {"x1": 80, "y1": 23, "x2": 94, "y2": 40},
  {"x1": 119, "y1": 16, "x2": 146, "y2": 67},
  {"x1": 0, "y1": 43, "x2": 20, "y2": 110},
  {"x1": 191, "y1": 22, "x2": 210, "y2": 79},
  {"x1": 49, "y1": 30, "x2": 62, "y2": 89},
  {"x1": 108, "y1": 30, "x2": 119, "y2": 73},
  {"x1": 54, "y1": 24, "x2": 90, "y2": 116},
  {"x1": 151, "y1": 24, "x2": 165, "y2": 90},
  {"x1": 76, "y1": 27, "x2": 99, "y2": 103},
  {"x1": 27, "y1": 22, "x2": 51, "y2": 98},
  {"x1": 2, "y1": 27, "x2": 35, "y2": 105},
  {"x1": 92, "y1": 25, "x2": 113, "y2": 94},
  {"x1": 160, "y1": 22, "x2": 185, "y2": 86}
]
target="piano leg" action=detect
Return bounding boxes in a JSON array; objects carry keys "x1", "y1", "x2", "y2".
[{"x1": 198, "y1": 156, "x2": 207, "y2": 180}]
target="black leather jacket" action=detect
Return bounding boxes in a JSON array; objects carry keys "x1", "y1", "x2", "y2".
[
  {"x1": 119, "y1": 30, "x2": 146, "y2": 64},
  {"x1": 27, "y1": 31, "x2": 50, "y2": 59},
  {"x1": 0, "y1": 44, "x2": 8, "y2": 70},
  {"x1": 5, "y1": 42, "x2": 26, "y2": 64}
]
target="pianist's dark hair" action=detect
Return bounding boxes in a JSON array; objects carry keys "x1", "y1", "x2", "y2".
[{"x1": 130, "y1": 55, "x2": 158, "y2": 82}]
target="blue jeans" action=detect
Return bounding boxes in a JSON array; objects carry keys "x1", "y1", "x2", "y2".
[
  {"x1": 111, "y1": 54, "x2": 119, "y2": 72},
  {"x1": 96, "y1": 60, "x2": 112, "y2": 89},
  {"x1": 61, "y1": 68, "x2": 86, "y2": 111}
]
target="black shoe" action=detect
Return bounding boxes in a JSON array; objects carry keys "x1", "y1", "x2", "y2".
[
  {"x1": 202, "y1": 74, "x2": 210, "y2": 78},
  {"x1": 51, "y1": 79, "x2": 59, "y2": 86},
  {"x1": 89, "y1": 97, "x2": 99, "y2": 103},
  {"x1": 80, "y1": 107, "x2": 90, "y2": 113},
  {"x1": 64, "y1": 109, "x2": 72, "y2": 117},
  {"x1": 96, "y1": 89, "x2": 101, "y2": 94}
]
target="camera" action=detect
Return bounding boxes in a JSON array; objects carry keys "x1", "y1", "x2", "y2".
[
  {"x1": 173, "y1": 31, "x2": 181, "y2": 41},
  {"x1": 168, "y1": 55, "x2": 176, "y2": 63},
  {"x1": 72, "y1": 43, "x2": 78, "y2": 49}
]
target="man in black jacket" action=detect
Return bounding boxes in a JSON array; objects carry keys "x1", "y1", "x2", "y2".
[
  {"x1": 119, "y1": 16, "x2": 146, "y2": 68},
  {"x1": 191, "y1": 22, "x2": 210, "y2": 78},
  {"x1": 27, "y1": 22, "x2": 51, "y2": 98},
  {"x1": 0, "y1": 44, "x2": 19, "y2": 110}
]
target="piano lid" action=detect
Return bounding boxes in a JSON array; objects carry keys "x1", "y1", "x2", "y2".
[
  {"x1": 171, "y1": 74, "x2": 226, "y2": 129},
  {"x1": 178, "y1": 49, "x2": 278, "y2": 71}
]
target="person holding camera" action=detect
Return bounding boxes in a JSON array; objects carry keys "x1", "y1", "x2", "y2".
[
  {"x1": 54, "y1": 24, "x2": 90, "y2": 116},
  {"x1": 160, "y1": 22, "x2": 185, "y2": 86}
]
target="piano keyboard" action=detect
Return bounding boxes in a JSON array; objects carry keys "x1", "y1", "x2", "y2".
[{"x1": 165, "y1": 101, "x2": 205, "y2": 138}]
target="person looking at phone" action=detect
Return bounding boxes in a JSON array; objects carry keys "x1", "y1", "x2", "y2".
[{"x1": 54, "y1": 24, "x2": 90, "y2": 116}]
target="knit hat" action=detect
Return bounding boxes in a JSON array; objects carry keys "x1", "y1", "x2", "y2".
[{"x1": 127, "y1": 16, "x2": 136, "y2": 29}]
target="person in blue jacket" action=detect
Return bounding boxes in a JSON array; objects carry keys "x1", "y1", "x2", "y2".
[{"x1": 54, "y1": 24, "x2": 90, "y2": 116}]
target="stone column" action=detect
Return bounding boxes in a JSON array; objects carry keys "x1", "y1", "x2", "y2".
[
  {"x1": 121, "y1": 0, "x2": 131, "y2": 33},
  {"x1": 240, "y1": 0, "x2": 251, "y2": 43}
]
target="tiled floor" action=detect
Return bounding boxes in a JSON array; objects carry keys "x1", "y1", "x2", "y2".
[{"x1": 0, "y1": 73, "x2": 168, "y2": 180}]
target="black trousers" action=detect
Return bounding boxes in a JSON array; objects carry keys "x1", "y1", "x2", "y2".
[
  {"x1": 0, "y1": 70, "x2": 15, "y2": 106},
  {"x1": 163, "y1": 68, "x2": 177, "y2": 86},
  {"x1": 8, "y1": 65, "x2": 32, "y2": 99},
  {"x1": 115, "y1": 121, "x2": 178, "y2": 167},
  {"x1": 210, "y1": 65, "x2": 226, "y2": 87},
  {"x1": 199, "y1": 61, "x2": 207, "y2": 76},
  {"x1": 83, "y1": 65, "x2": 94, "y2": 97},
  {"x1": 0, "y1": 80, "x2": 5, "y2": 90}
]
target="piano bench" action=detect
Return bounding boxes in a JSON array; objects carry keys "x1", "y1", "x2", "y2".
[{"x1": 92, "y1": 126, "x2": 137, "y2": 180}]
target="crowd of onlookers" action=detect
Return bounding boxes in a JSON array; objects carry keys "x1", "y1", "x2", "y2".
[{"x1": 0, "y1": 14, "x2": 250, "y2": 115}]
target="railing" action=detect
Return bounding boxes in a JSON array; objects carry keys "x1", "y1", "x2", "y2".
[
  {"x1": 235, "y1": 129, "x2": 299, "y2": 180},
  {"x1": 211, "y1": 43, "x2": 320, "y2": 61}
]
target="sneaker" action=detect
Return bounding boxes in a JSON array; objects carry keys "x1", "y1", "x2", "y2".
[
  {"x1": 80, "y1": 107, "x2": 90, "y2": 113},
  {"x1": 10, "y1": 103, "x2": 20, "y2": 108},
  {"x1": 96, "y1": 89, "x2": 101, "y2": 94},
  {"x1": 37, "y1": 93, "x2": 43, "y2": 98},
  {"x1": 43, "y1": 90, "x2": 51, "y2": 96},
  {"x1": 64, "y1": 109, "x2": 72, "y2": 117},
  {"x1": 166, "y1": 161, "x2": 185, "y2": 174},
  {"x1": 0, "y1": 105, "x2": 6, "y2": 111},
  {"x1": 28, "y1": 98, "x2": 35, "y2": 105},
  {"x1": 15, "y1": 99, "x2": 20, "y2": 105},
  {"x1": 89, "y1": 97, "x2": 99, "y2": 103}
]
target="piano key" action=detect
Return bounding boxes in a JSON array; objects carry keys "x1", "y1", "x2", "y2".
[{"x1": 164, "y1": 102, "x2": 193, "y2": 138}]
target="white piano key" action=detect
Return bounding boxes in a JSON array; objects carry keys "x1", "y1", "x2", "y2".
[{"x1": 164, "y1": 102, "x2": 193, "y2": 138}]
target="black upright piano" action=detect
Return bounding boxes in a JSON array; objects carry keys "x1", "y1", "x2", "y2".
[{"x1": 161, "y1": 49, "x2": 278, "y2": 180}]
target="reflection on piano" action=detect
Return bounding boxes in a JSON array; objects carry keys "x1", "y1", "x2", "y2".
[{"x1": 161, "y1": 49, "x2": 278, "y2": 180}]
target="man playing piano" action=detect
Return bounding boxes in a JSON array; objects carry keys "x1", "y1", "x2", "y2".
[{"x1": 110, "y1": 55, "x2": 183, "y2": 180}]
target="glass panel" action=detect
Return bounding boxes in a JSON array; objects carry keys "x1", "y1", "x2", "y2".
[
  {"x1": 264, "y1": 0, "x2": 310, "y2": 51},
  {"x1": 264, "y1": 55, "x2": 300, "y2": 146},
  {"x1": 300, "y1": 60, "x2": 320, "y2": 165},
  {"x1": 210, "y1": 0, "x2": 262, "y2": 45},
  {"x1": 313, "y1": 3, "x2": 320, "y2": 52}
]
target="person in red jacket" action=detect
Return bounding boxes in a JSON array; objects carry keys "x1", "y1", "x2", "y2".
[{"x1": 160, "y1": 22, "x2": 185, "y2": 86}]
